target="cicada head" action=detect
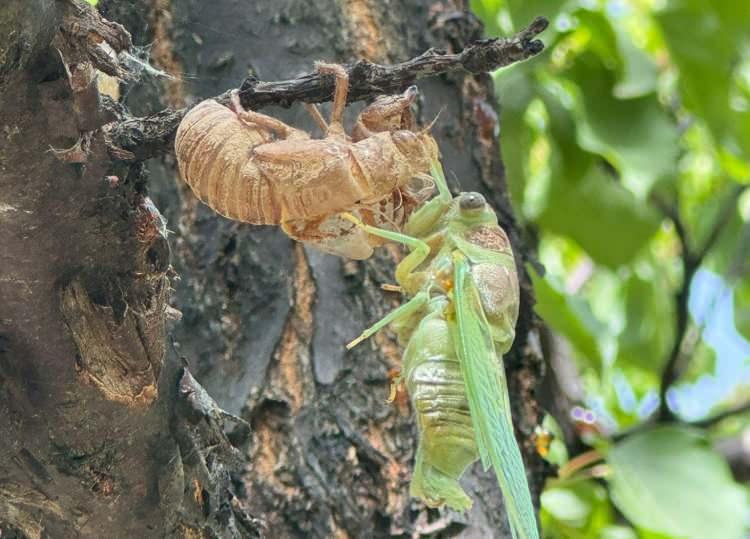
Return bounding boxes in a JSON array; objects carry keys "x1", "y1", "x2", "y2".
[
  {"x1": 391, "y1": 129, "x2": 440, "y2": 178},
  {"x1": 456, "y1": 197, "x2": 514, "y2": 259},
  {"x1": 449, "y1": 191, "x2": 498, "y2": 228},
  {"x1": 458, "y1": 192, "x2": 486, "y2": 212}
]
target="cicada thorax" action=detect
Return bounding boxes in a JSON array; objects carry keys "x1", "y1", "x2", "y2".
[
  {"x1": 401, "y1": 304, "x2": 478, "y2": 511},
  {"x1": 470, "y1": 261, "x2": 519, "y2": 349},
  {"x1": 459, "y1": 223, "x2": 520, "y2": 349}
]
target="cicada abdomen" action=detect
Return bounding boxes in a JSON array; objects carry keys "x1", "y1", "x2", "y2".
[
  {"x1": 174, "y1": 99, "x2": 275, "y2": 223},
  {"x1": 399, "y1": 298, "x2": 477, "y2": 510}
]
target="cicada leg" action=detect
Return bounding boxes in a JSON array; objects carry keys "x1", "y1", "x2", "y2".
[
  {"x1": 352, "y1": 85, "x2": 419, "y2": 141},
  {"x1": 430, "y1": 160, "x2": 452, "y2": 204},
  {"x1": 400, "y1": 161, "x2": 453, "y2": 241},
  {"x1": 346, "y1": 291, "x2": 428, "y2": 350},
  {"x1": 229, "y1": 91, "x2": 309, "y2": 140},
  {"x1": 303, "y1": 103, "x2": 328, "y2": 134},
  {"x1": 315, "y1": 62, "x2": 349, "y2": 137},
  {"x1": 340, "y1": 213, "x2": 431, "y2": 290},
  {"x1": 385, "y1": 368, "x2": 402, "y2": 404},
  {"x1": 381, "y1": 283, "x2": 402, "y2": 292}
]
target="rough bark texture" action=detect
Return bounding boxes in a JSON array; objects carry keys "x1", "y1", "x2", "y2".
[{"x1": 0, "y1": 0, "x2": 546, "y2": 537}]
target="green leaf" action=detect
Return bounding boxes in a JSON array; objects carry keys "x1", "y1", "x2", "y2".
[
  {"x1": 536, "y1": 164, "x2": 661, "y2": 267},
  {"x1": 616, "y1": 273, "x2": 675, "y2": 375},
  {"x1": 611, "y1": 24, "x2": 659, "y2": 99},
  {"x1": 564, "y1": 51, "x2": 680, "y2": 197},
  {"x1": 735, "y1": 279, "x2": 750, "y2": 340},
  {"x1": 608, "y1": 426, "x2": 748, "y2": 539},
  {"x1": 506, "y1": 0, "x2": 564, "y2": 30},
  {"x1": 702, "y1": 201, "x2": 746, "y2": 277},
  {"x1": 572, "y1": 9, "x2": 620, "y2": 66},
  {"x1": 470, "y1": 0, "x2": 505, "y2": 37},
  {"x1": 528, "y1": 82, "x2": 663, "y2": 266},
  {"x1": 538, "y1": 82, "x2": 592, "y2": 185},
  {"x1": 680, "y1": 340, "x2": 717, "y2": 383},
  {"x1": 541, "y1": 481, "x2": 613, "y2": 538},
  {"x1": 542, "y1": 488, "x2": 590, "y2": 527},
  {"x1": 494, "y1": 68, "x2": 537, "y2": 208},
  {"x1": 600, "y1": 526, "x2": 638, "y2": 539},
  {"x1": 656, "y1": 0, "x2": 750, "y2": 156},
  {"x1": 676, "y1": 129, "x2": 739, "y2": 255},
  {"x1": 573, "y1": 9, "x2": 658, "y2": 99},
  {"x1": 530, "y1": 267, "x2": 604, "y2": 373}
]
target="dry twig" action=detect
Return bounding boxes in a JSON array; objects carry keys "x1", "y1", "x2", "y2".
[{"x1": 106, "y1": 17, "x2": 548, "y2": 161}]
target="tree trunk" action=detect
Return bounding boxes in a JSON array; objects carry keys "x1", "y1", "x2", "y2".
[{"x1": 0, "y1": 0, "x2": 546, "y2": 537}]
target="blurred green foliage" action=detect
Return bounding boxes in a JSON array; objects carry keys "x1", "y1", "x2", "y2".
[
  {"x1": 608, "y1": 427, "x2": 746, "y2": 539},
  {"x1": 473, "y1": 0, "x2": 750, "y2": 537}
]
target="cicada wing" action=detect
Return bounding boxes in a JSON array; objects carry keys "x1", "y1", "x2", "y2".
[{"x1": 452, "y1": 253, "x2": 539, "y2": 539}]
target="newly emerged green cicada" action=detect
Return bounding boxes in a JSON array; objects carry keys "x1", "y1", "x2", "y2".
[{"x1": 345, "y1": 162, "x2": 538, "y2": 539}]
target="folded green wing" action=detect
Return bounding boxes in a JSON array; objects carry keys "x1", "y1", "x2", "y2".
[{"x1": 452, "y1": 252, "x2": 539, "y2": 539}]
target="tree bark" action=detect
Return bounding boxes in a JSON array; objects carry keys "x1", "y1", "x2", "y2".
[{"x1": 0, "y1": 0, "x2": 546, "y2": 537}]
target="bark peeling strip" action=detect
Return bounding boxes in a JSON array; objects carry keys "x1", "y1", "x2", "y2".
[
  {"x1": 0, "y1": 481, "x2": 65, "y2": 539},
  {"x1": 60, "y1": 277, "x2": 167, "y2": 406}
]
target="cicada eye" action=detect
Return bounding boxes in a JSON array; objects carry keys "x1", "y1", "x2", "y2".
[{"x1": 459, "y1": 192, "x2": 485, "y2": 212}]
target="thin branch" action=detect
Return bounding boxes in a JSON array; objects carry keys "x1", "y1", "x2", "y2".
[
  {"x1": 557, "y1": 449, "x2": 604, "y2": 480},
  {"x1": 716, "y1": 431, "x2": 750, "y2": 482},
  {"x1": 689, "y1": 400, "x2": 750, "y2": 429},
  {"x1": 106, "y1": 17, "x2": 548, "y2": 160},
  {"x1": 655, "y1": 185, "x2": 748, "y2": 421},
  {"x1": 235, "y1": 16, "x2": 549, "y2": 109},
  {"x1": 652, "y1": 198, "x2": 693, "y2": 421},
  {"x1": 695, "y1": 184, "x2": 746, "y2": 262},
  {"x1": 612, "y1": 399, "x2": 750, "y2": 445}
]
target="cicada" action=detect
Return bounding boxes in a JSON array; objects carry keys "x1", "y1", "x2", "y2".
[
  {"x1": 345, "y1": 162, "x2": 538, "y2": 538},
  {"x1": 174, "y1": 63, "x2": 438, "y2": 259}
]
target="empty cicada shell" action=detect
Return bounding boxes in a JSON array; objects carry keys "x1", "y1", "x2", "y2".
[{"x1": 174, "y1": 63, "x2": 439, "y2": 259}]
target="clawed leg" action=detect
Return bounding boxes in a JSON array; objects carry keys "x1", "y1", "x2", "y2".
[
  {"x1": 381, "y1": 283, "x2": 403, "y2": 292},
  {"x1": 315, "y1": 62, "x2": 349, "y2": 136},
  {"x1": 353, "y1": 85, "x2": 419, "y2": 141},
  {"x1": 303, "y1": 103, "x2": 328, "y2": 134},
  {"x1": 346, "y1": 291, "x2": 428, "y2": 349},
  {"x1": 230, "y1": 91, "x2": 308, "y2": 140},
  {"x1": 341, "y1": 212, "x2": 431, "y2": 291},
  {"x1": 386, "y1": 368, "x2": 403, "y2": 403},
  {"x1": 401, "y1": 161, "x2": 453, "y2": 239}
]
